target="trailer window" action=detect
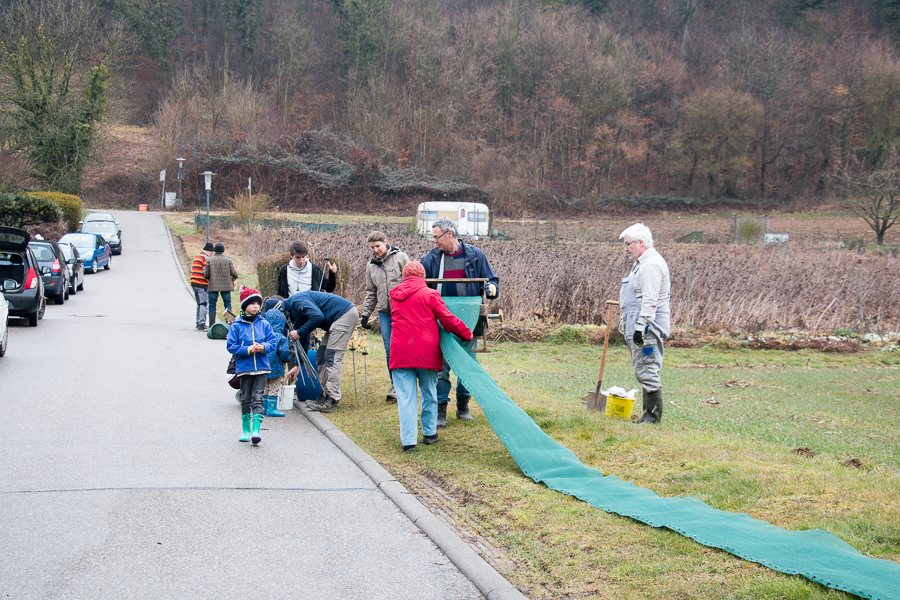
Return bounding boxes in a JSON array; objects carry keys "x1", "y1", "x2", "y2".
[
  {"x1": 468, "y1": 212, "x2": 487, "y2": 222},
  {"x1": 419, "y1": 210, "x2": 438, "y2": 221}
]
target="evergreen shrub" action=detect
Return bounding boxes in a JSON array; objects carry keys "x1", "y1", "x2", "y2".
[{"x1": 25, "y1": 191, "x2": 82, "y2": 232}]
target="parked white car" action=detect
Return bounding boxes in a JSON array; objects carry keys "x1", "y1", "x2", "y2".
[{"x1": 0, "y1": 291, "x2": 8, "y2": 357}]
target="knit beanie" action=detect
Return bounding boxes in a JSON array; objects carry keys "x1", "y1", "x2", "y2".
[
  {"x1": 402, "y1": 261, "x2": 426, "y2": 280},
  {"x1": 203, "y1": 242, "x2": 215, "y2": 252},
  {"x1": 214, "y1": 242, "x2": 225, "y2": 253},
  {"x1": 239, "y1": 285, "x2": 263, "y2": 311}
]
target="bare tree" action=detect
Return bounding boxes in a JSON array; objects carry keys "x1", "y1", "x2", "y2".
[{"x1": 842, "y1": 150, "x2": 900, "y2": 245}]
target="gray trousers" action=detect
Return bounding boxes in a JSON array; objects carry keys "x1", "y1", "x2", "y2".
[
  {"x1": 625, "y1": 329, "x2": 665, "y2": 392},
  {"x1": 316, "y1": 307, "x2": 359, "y2": 402},
  {"x1": 239, "y1": 373, "x2": 267, "y2": 415},
  {"x1": 192, "y1": 286, "x2": 208, "y2": 326}
]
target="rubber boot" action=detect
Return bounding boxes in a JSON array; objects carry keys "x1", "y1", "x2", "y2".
[
  {"x1": 456, "y1": 396, "x2": 474, "y2": 421},
  {"x1": 265, "y1": 395, "x2": 285, "y2": 417},
  {"x1": 637, "y1": 390, "x2": 663, "y2": 424},
  {"x1": 436, "y1": 402, "x2": 448, "y2": 428},
  {"x1": 239, "y1": 413, "x2": 252, "y2": 442},
  {"x1": 251, "y1": 413, "x2": 264, "y2": 444},
  {"x1": 635, "y1": 390, "x2": 651, "y2": 423},
  {"x1": 209, "y1": 313, "x2": 216, "y2": 328}
]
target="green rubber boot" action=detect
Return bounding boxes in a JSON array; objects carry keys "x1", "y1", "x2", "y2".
[
  {"x1": 637, "y1": 390, "x2": 663, "y2": 424},
  {"x1": 251, "y1": 413, "x2": 264, "y2": 445},
  {"x1": 239, "y1": 414, "x2": 252, "y2": 442}
]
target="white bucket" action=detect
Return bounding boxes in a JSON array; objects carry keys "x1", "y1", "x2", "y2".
[{"x1": 278, "y1": 385, "x2": 295, "y2": 411}]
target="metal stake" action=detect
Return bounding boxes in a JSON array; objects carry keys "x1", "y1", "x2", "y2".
[
  {"x1": 362, "y1": 350, "x2": 368, "y2": 403},
  {"x1": 351, "y1": 348, "x2": 358, "y2": 403}
]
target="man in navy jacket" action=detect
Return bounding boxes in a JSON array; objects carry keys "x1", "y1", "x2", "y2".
[
  {"x1": 285, "y1": 291, "x2": 359, "y2": 413},
  {"x1": 420, "y1": 217, "x2": 499, "y2": 427}
]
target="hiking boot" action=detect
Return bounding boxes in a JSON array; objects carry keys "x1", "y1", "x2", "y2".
[
  {"x1": 423, "y1": 434, "x2": 439, "y2": 445},
  {"x1": 436, "y1": 402, "x2": 448, "y2": 428},
  {"x1": 385, "y1": 385, "x2": 397, "y2": 403},
  {"x1": 196, "y1": 322, "x2": 207, "y2": 331},
  {"x1": 403, "y1": 445, "x2": 417, "y2": 453},
  {"x1": 306, "y1": 398, "x2": 337, "y2": 413},
  {"x1": 456, "y1": 396, "x2": 474, "y2": 421}
]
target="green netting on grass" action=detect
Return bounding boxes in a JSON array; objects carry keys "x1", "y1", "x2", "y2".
[{"x1": 438, "y1": 298, "x2": 900, "y2": 599}]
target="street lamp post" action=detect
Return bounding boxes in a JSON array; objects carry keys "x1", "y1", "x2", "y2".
[
  {"x1": 176, "y1": 157, "x2": 186, "y2": 212},
  {"x1": 201, "y1": 171, "x2": 215, "y2": 246}
]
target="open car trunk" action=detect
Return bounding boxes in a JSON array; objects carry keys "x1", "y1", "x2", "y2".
[
  {"x1": 0, "y1": 252, "x2": 26, "y2": 291},
  {"x1": 0, "y1": 227, "x2": 30, "y2": 292}
]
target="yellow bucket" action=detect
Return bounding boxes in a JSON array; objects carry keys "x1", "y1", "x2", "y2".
[{"x1": 605, "y1": 395, "x2": 635, "y2": 420}]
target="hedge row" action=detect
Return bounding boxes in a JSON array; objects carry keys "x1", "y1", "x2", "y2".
[{"x1": 25, "y1": 191, "x2": 83, "y2": 232}]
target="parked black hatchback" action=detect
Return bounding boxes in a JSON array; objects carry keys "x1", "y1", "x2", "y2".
[
  {"x1": 0, "y1": 226, "x2": 46, "y2": 326},
  {"x1": 28, "y1": 239, "x2": 70, "y2": 304}
]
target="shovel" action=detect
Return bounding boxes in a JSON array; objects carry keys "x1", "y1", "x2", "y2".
[{"x1": 586, "y1": 300, "x2": 619, "y2": 412}]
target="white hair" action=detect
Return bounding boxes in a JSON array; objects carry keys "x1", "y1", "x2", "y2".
[
  {"x1": 432, "y1": 217, "x2": 458, "y2": 238},
  {"x1": 619, "y1": 223, "x2": 654, "y2": 248}
]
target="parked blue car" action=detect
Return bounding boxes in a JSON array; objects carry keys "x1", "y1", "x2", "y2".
[{"x1": 58, "y1": 233, "x2": 111, "y2": 274}]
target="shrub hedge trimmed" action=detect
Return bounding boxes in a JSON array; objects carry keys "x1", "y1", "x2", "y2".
[{"x1": 25, "y1": 191, "x2": 83, "y2": 232}]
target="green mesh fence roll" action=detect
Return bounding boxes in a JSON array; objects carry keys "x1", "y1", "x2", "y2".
[{"x1": 437, "y1": 298, "x2": 900, "y2": 600}]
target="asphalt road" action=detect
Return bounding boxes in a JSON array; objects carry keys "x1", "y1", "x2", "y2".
[{"x1": 0, "y1": 210, "x2": 483, "y2": 600}]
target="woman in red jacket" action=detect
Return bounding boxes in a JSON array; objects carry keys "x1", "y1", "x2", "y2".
[{"x1": 389, "y1": 262, "x2": 473, "y2": 453}]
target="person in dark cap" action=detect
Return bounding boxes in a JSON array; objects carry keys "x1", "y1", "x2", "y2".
[
  {"x1": 203, "y1": 242, "x2": 239, "y2": 326},
  {"x1": 190, "y1": 242, "x2": 215, "y2": 330}
]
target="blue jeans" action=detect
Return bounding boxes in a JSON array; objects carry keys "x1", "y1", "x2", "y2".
[
  {"x1": 393, "y1": 368, "x2": 439, "y2": 447},
  {"x1": 208, "y1": 291, "x2": 232, "y2": 317},
  {"x1": 192, "y1": 286, "x2": 208, "y2": 325},
  {"x1": 378, "y1": 311, "x2": 393, "y2": 383},
  {"x1": 437, "y1": 336, "x2": 477, "y2": 403}
]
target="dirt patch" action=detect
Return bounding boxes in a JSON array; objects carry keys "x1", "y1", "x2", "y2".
[
  {"x1": 792, "y1": 447, "x2": 818, "y2": 458},
  {"x1": 841, "y1": 457, "x2": 864, "y2": 469}
]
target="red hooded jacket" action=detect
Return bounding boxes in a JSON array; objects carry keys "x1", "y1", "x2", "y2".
[{"x1": 389, "y1": 276, "x2": 473, "y2": 371}]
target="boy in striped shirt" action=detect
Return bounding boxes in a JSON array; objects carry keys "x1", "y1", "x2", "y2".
[{"x1": 191, "y1": 243, "x2": 214, "y2": 330}]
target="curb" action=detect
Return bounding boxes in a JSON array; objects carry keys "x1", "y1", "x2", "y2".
[
  {"x1": 294, "y1": 399, "x2": 527, "y2": 600},
  {"x1": 161, "y1": 213, "x2": 195, "y2": 299}
]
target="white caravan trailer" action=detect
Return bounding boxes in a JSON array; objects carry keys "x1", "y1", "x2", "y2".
[{"x1": 416, "y1": 201, "x2": 491, "y2": 238}]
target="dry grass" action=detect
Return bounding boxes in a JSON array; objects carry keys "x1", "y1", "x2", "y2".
[{"x1": 168, "y1": 212, "x2": 900, "y2": 332}]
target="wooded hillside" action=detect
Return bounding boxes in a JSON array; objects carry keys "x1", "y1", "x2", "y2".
[{"x1": 15, "y1": 0, "x2": 900, "y2": 214}]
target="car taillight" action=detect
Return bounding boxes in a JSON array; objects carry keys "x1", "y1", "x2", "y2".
[
  {"x1": 52, "y1": 259, "x2": 61, "y2": 274},
  {"x1": 25, "y1": 267, "x2": 38, "y2": 290}
]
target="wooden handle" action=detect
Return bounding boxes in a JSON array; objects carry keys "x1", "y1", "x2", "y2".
[{"x1": 596, "y1": 302, "x2": 616, "y2": 388}]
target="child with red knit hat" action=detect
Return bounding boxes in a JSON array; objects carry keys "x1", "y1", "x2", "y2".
[{"x1": 226, "y1": 286, "x2": 276, "y2": 444}]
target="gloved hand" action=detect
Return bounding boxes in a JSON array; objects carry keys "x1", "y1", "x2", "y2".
[
  {"x1": 487, "y1": 283, "x2": 497, "y2": 298},
  {"x1": 360, "y1": 314, "x2": 371, "y2": 329},
  {"x1": 633, "y1": 328, "x2": 644, "y2": 346}
]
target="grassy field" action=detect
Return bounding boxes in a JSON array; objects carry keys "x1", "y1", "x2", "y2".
[{"x1": 327, "y1": 339, "x2": 900, "y2": 599}]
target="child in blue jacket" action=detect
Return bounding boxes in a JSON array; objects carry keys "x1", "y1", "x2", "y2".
[
  {"x1": 226, "y1": 286, "x2": 276, "y2": 444},
  {"x1": 262, "y1": 302, "x2": 294, "y2": 417}
]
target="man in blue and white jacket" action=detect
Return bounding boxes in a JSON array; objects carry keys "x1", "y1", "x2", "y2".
[
  {"x1": 284, "y1": 291, "x2": 359, "y2": 413},
  {"x1": 420, "y1": 217, "x2": 499, "y2": 427}
]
